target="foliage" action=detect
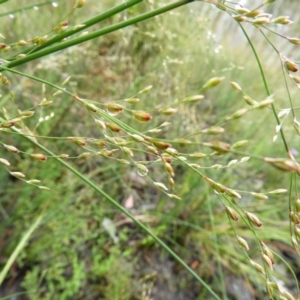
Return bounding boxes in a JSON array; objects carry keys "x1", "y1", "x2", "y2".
[{"x1": 0, "y1": 0, "x2": 300, "y2": 299}]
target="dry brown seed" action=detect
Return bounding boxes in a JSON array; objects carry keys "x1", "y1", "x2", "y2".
[
  {"x1": 30, "y1": 153, "x2": 47, "y2": 161},
  {"x1": 290, "y1": 74, "x2": 300, "y2": 84},
  {"x1": 67, "y1": 137, "x2": 87, "y2": 146},
  {"x1": 203, "y1": 176, "x2": 227, "y2": 193},
  {"x1": 133, "y1": 110, "x2": 152, "y2": 122},
  {"x1": 106, "y1": 123, "x2": 121, "y2": 132},
  {"x1": 237, "y1": 236, "x2": 249, "y2": 251},
  {"x1": 4, "y1": 144, "x2": 19, "y2": 153},
  {"x1": 289, "y1": 212, "x2": 300, "y2": 224},
  {"x1": 246, "y1": 212, "x2": 262, "y2": 227},
  {"x1": 152, "y1": 140, "x2": 171, "y2": 150},
  {"x1": 93, "y1": 140, "x2": 106, "y2": 147},
  {"x1": 225, "y1": 206, "x2": 239, "y2": 221},
  {"x1": 261, "y1": 243, "x2": 274, "y2": 264},
  {"x1": 233, "y1": 15, "x2": 247, "y2": 22},
  {"x1": 285, "y1": 60, "x2": 298, "y2": 72},
  {"x1": 164, "y1": 162, "x2": 175, "y2": 177},
  {"x1": 106, "y1": 103, "x2": 123, "y2": 115},
  {"x1": 85, "y1": 103, "x2": 97, "y2": 112},
  {"x1": 0, "y1": 121, "x2": 14, "y2": 128}
]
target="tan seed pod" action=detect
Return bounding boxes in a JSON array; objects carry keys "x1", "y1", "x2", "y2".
[
  {"x1": 262, "y1": 253, "x2": 273, "y2": 270},
  {"x1": 285, "y1": 60, "x2": 298, "y2": 72},
  {"x1": 30, "y1": 153, "x2": 47, "y2": 161},
  {"x1": 237, "y1": 236, "x2": 249, "y2": 251},
  {"x1": 225, "y1": 206, "x2": 239, "y2": 221},
  {"x1": 246, "y1": 212, "x2": 262, "y2": 227},
  {"x1": 133, "y1": 110, "x2": 152, "y2": 122},
  {"x1": 250, "y1": 260, "x2": 265, "y2": 274}
]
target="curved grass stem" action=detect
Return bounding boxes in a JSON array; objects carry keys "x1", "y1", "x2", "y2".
[
  {"x1": 238, "y1": 23, "x2": 290, "y2": 155},
  {"x1": 9, "y1": 125, "x2": 221, "y2": 300}
]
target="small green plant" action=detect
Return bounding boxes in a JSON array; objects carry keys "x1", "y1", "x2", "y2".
[{"x1": 1, "y1": 0, "x2": 300, "y2": 299}]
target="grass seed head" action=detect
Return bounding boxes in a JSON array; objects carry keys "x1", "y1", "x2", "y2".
[
  {"x1": 289, "y1": 212, "x2": 300, "y2": 224},
  {"x1": 250, "y1": 260, "x2": 265, "y2": 274},
  {"x1": 285, "y1": 60, "x2": 298, "y2": 72},
  {"x1": 225, "y1": 206, "x2": 239, "y2": 221},
  {"x1": 287, "y1": 37, "x2": 300, "y2": 45},
  {"x1": 264, "y1": 157, "x2": 300, "y2": 172},
  {"x1": 154, "y1": 182, "x2": 168, "y2": 191},
  {"x1": 4, "y1": 144, "x2": 19, "y2": 153},
  {"x1": 273, "y1": 16, "x2": 293, "y2": 25},
  {"x1": 133, "y1": 110, "x2": 152, "y2": 122},
  {"x1": 230, "y1": 81, "x2": 242, "y2": 91},
  {"x1": 237, "y1": 236, "x2": 249, "y2": 251},
  {"x1": 159, "y1": 108, "x2": 178, "y2": 115},
  {"x1": 106, "y1": 123, "x2": 121, "y2": 132},
  {"x1": 164, "y1": 162, "x2": 175, "y2": 177},
  {"x1": 124, "y1": 98, "x2": 140, "y2": 103},
  {"x1": 30, "y1": 153, "x2": 47, "y2": 161},
  {"x1": 10, "y1": 171, "x2": 26, "y2": 178},
  {"x1": 67, "y1": 137, "x2": 87, "y2": 147},
  {"x1": 106, "y1": 103, "x2": 123, "y2": 116},
  {"x1": 74, "y1": 0, "x2": 86, "y2": 8},
  {"x1": 0, "y1": 158, "x2": 10, "y2": 166},
  {"x1": 295, "y1": 199, "x2": 300, "y2": 213},
  {"x1": 246, "y1": 212, "x2": 262, "y2": 227},
  {"x1": 262, "y1": 253, "x2": 273, "y2": 270},
  {"x1": 203, "y1": 77, "x2": 225, "y2": 89},
  {"x1": 152, "y1": 140, "x2": 171, "y2": 150}
]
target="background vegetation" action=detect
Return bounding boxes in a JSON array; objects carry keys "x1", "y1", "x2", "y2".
[{"x1": 0, "y1": 0, "x2": 300, "y2": 299}]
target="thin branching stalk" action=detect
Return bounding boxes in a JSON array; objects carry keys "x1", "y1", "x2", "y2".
[
  {"x1": 5, "y1": 0, "x2": 192, "y2": 68},
  {"x1": 238, "y1": 23, "x2": 290, "y2": 155},
  {"x1": 8, "y1": 125, "x2": 221, "y2": 300}
]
